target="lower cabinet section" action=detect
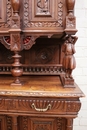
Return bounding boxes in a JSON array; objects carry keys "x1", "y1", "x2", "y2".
[{"x1": 0, "y1": 116, "x2": 67, "y2": 130}]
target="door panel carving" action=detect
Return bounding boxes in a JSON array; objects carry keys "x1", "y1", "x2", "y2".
[
  {"x1": 23, "y1": 0, "x2": 65, "y2": 29},
  {"x1": 36, "y1": 0, "x2": 50, "y2": 15}
]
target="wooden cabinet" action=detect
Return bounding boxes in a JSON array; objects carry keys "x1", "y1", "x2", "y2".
[{"x1": 0, "y1": 0, "x2": 84, "y2": 130}]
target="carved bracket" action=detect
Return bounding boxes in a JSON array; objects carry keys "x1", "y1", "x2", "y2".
[{"x1": 23, "y1": 36, "x2": 38, "y2": 50}]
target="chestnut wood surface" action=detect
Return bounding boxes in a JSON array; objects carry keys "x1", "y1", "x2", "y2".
[
  {"x1": 0, "y1": 0, "x2": 84, "y2": 130},
  {"x1": 0, "y1": 75, "x2": 84, "y2": 98}
]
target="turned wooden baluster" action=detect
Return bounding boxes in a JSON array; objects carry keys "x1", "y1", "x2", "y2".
[
  {"x1": 66, "y1": 0, "x2": 75, "y2": 13},
  {"x1": 11, "y1": 0, "x2": 20, "y2": 16},
  {"x1": 11, "y1": 51, "x2": 23, "y2": 85},
  {"x1": 10, "y1": 0, "x2": 23, "y2": 85}
]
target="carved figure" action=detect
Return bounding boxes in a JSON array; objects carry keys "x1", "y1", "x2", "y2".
[
  {"x1": 37, "y1": 0, "x2": 48, "y2": 13},
  {"x1": 62, "y1": 36, "x2": 77, "y2": 78}
]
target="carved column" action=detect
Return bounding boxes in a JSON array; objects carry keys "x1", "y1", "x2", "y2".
[
  {"x1": 12, "y1": 116, "x2": 18, "y2": 130},
  {"x1": 9, "y1": 0, "x2": 23, "y2": 85},
  {"x1": 65, "y1": 0, "x2": 77, "y2": 34},
  {"x1": 66, "y1": 118, "x2": 73, "y2": 130}
]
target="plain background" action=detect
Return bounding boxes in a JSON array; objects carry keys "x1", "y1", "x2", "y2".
[{"x1": 73, "y1": 0, "x2": 87, "y2": 130}]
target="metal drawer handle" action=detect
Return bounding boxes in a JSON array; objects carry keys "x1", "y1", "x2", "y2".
[{"x1": 31, "y1": 103, "x2": 51, "y2": 112}]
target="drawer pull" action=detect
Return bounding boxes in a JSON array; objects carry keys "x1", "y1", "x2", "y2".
[{"x1": 31, "y1": 103, "x2": 51, "y2": 112}]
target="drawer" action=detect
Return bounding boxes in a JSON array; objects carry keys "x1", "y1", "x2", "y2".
[{"x1": 0, "y1": 97, "x2": 81, "y2": 115}]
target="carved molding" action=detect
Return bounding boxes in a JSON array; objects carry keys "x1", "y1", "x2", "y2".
[{"x1": 0, "y1": 88, "x2": 84, "y2": 97}]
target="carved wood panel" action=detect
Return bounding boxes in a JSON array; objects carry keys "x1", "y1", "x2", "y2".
[
  {"x1": 23, "y1": 0, "x2": 66, "y2": 30},
  {"x1": 29, "y1": 40, "x2": 60, "y2": 64},
  {"x1": 0, "y1": 0, "x2": 6, "y2": 23},
  {"x1": 19, "y1": 117, "x2": 66, "y2": 130},
  {"x1": 0, "y1": 0, "x2": 12, "y2": 28},
  {"x1": 36, "y1": 0, "x2": 50, "y2": 15}
]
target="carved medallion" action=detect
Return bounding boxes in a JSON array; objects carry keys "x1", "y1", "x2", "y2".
[{"x1": 36, "y1": 0, "x2": 50, "y2": 15}]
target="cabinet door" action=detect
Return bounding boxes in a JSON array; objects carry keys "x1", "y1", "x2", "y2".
[
  {"x1": 18, "y1": 116, "x2": 66, "y2": 130},
  {"x1": 22, "y1": 0, "x2": 67, "y2": 34}
]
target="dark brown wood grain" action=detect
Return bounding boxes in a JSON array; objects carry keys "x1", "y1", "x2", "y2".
[{"x1": 0, "y1": 0, "x2": 84, "y2": 130}]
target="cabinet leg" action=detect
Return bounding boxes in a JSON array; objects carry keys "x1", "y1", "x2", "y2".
[
  {"x1": 66, "y1": 118, "x2": 73, "y2": 130},
  {"x1": 12, "y1": 116, "x2": 18, "y2": 130}
]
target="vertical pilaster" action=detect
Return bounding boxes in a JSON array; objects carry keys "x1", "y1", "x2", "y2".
[{"x1": 66, "y1": 118, "x2": 73, "y2": 130}]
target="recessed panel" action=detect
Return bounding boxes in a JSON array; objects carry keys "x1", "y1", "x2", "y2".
[
  {"x1": 23, "y1": 0, "x2": 66, "y2": 30},
  {"x1": 36, "y1": 0, "x2": 50, "y2": 16},
  {"x1": 0, "y1": 0, "x2": 6, "y2": 23}
]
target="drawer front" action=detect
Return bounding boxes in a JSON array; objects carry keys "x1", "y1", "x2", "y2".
[{"x1": 0, "y1": 97, "x2": 81, "y2": 115}]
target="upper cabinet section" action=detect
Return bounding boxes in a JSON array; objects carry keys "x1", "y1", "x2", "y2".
[{"x1": 0, "y1": 0, "x2": 77, "y2": 36}]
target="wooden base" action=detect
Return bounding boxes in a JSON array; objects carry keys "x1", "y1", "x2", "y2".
[{"x1": 61, "y1": 76, "x2": 75, "y2": 88}]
